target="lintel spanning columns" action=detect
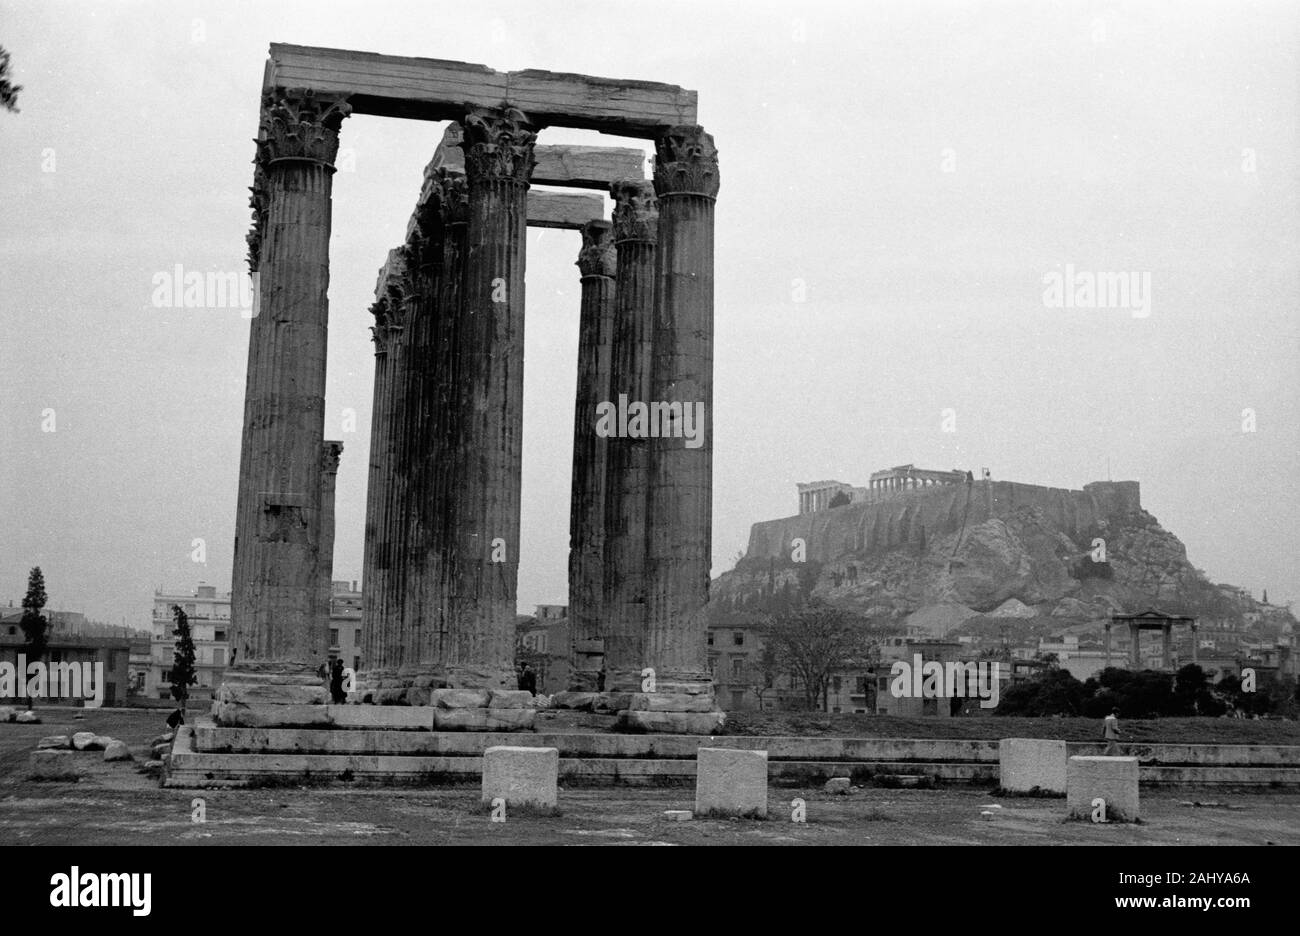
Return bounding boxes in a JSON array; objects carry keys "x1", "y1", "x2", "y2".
[
  {"x1": 643, "y1": 126, "x2": 719, "y2": 699},
  {"x1": 226, "y1": 89, "x2": 349, "y2": 704},
  {"x1": 567, "y1": 220, "x2": 617, "y2": 691},
  {"x1": 601, "y1": 180, "x2": 659, "y2": 693}
]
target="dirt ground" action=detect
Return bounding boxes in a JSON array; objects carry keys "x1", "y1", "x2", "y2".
[{"x1": 1, "y1": 708, "x2": 1296, "y2": 846}]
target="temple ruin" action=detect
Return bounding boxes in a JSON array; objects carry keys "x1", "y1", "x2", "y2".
[{"x1": 220, "y1": 44, "x2": 722, "y2": 734}]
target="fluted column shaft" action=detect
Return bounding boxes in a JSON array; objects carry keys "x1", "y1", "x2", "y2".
[
  {"x1": 228, "y1": 91, "x2": 349, "y2": 684},
  {"x1": 603, "y1": 181, "x2": 658, "y2": 693},
  {"x1": 441, "y1": 107, "x2": 535, "y2": 688},
  {"x1": 644, "y1": 126, "x2": 719, "y2": 694},
  {"x1": 318, "y1": 441, "x2": 343, "y2": 657},
  {"x1": 360, "y1": 302, "x2": 392, "y2": 674},
  {"x1": 567, "y1": 220, "x2": 616, "y2": 691}
]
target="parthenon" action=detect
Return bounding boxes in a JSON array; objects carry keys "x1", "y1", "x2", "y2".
[{"x1": 222, "y1": 44, "x2": 722, "y2": 733}]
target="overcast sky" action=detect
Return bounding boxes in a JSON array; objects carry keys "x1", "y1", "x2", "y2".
[{"x1": 1, "y1": 0, "x2": 1297, "y2": 629}]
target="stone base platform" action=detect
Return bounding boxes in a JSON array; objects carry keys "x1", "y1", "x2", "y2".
[{"x1": 161, "y1": 723, "x2": 1300, "y2": 789}]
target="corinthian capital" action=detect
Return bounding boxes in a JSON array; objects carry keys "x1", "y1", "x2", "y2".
[
  {"x1": 653, "y1": 125, "x2": 720, "y2": 199},
  {"x1": 461, "y1": 106, "x2": 537, "y2": 185},
  {"x1": 610, "y1": 179, "x2": 659, "y2": 244},
  {"x1": 576, "y1": 220, "x2": 616, "y2": 278},
  {"x1": 260, "y1": 89, "x2": 352, "y2": 168},
  {"x1": 321, "y1": 441, "x2": 344, "y2": 475}
]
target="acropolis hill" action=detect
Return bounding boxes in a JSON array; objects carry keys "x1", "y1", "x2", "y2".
[{"x1": 712, "y1": 470, "x2": 1296, "y2": 649}]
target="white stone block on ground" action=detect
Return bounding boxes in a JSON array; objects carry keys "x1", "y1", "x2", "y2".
[
  {"x1": 15, "y1": 711, "x2": 40, "y2": 724},
  {"x1": 1000, "y1": 738, "x2": 1067, "y2": 793},
  {"x1": 1067, "y1": 755, "x2": 1139, "y2": 822},
  {"x1": 30, "y1": 749, "x2": 81, "y2": 780},
  {"x1": 431, "y1": 688, "x2": 490, "y2": 709},
  {"x1": 481, "y1": 745, "x2": 558, "y2": 810},
  {"x1": 0, "y1": 706, "x2": 16, "y2": 722},
  {"x1": 103, "y1": 740, "x2": 131, "y2": 761},
  {"x1": 488, "y1": 689, "x2": 534, "y2": 709},
  {"x1": 695, "y1": 747, "x2": 768, "y2": 818},
  {"x1": 38, "y1": 735, "x2": 70, "y2": 750},
  {"x1": 71, "y1": 731, "x2": 99, "y2": 751}
]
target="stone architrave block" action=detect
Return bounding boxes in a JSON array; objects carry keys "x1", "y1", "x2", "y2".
[
  {"x1": 488, "y1": 690, "x2": 534, "y2": 709},
  {"x1": 695, "y1": 747, "x2": 768, "y2": 818},
  {"x1": 999, "y1": 738, "x2": 1067, "y2": 794},
  {"x1": 1067, "y1": 756, "x2": 1139, "y2": 822},
  {"x1": 628, "y1": 692, "x2": 715, "y2": 713},
  {"x1": 481, "y1": 745, "x2": 558, "y2": 809},
  {"x1": 433, "y1": 708, "x2": 535, "y2": 731},
  {"x1": 431, "y1": 688, "x2": 491, "y2": 709}
]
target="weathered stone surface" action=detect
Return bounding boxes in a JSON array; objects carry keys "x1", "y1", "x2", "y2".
[
  {"x1": 15, "y1": 711, "x2": 40, "y2": 724},
  {"x1": 72, "y1": 731, "x2": 100, "y2": 751},
  {"x1": 664, "y1": 810, "x2": 692, "y2": 821},
  {"x1": 0, "y1": 706, "x2": 16, "y2": 722},
  {"x1": 627, "y1": 692, "x2": 715, "y2": 713},
  {"x1": 529, "y1": 694, "x2": 551, "y2": 710},
  {"x1": 1067, "y1": 755, "x2": 1139, "y2": 822},
  {"x1": 1000, "y1": 738, "x2": 1067, "y2": 794},
  {"x1": 481, "y1": 745, "x2": 558, "y2": 809},
  {"x1": 103, "y1": 740, "x2": 132, "y2": 762},
  {"x1": 432, "y1": 688, "x2": 491, "y2": 709},
  {"x1": 219, "y1": 683, "x2": 329, "y2": 705},
  {"x1": 488, "y1": 690, "x2": 534, "y2": 710},
  {"x1": 619, "y1": 710, "x2": 725, "y2": 735},
  {"x1": 38, "y1": 735, "x2": 71, "y2": 750},
  {"x1": 695, "y1": 747, "x2": 767, "y2": 818},
  {"x1": 92, "y1": 735, "x2": 113, "y2": 749},
  {"x1": 592, "y1": 692, "x2": 634, "y2": 714},
  {"x1": 552, "y1": 691, "x2": 598, "y2": 711},
  {"x1": 433, "y1": 707, "x2": 535, "y2": 731},
  {"x1": 30, "y1": 749, "x2": 80, "y2": 780},
  {"x1": 824, "y1": 777, "x2": 851, "y2": 794}
]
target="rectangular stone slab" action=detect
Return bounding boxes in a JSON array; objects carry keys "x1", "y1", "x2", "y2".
[
  {"x1": 695, "y1": 748, "x2": 768, "y2": 818},
  {"x1": 999, "y1": 738, "x2": 1067, "y2": 794},
  {"x1": 266, "y1": 44, "x2": 697, "y2": 136},
  {"x1": 1067, "y1": 755, "x2": 1140, "y2": 822},
  {"x1": 525, "y1": 192, "x2": 604, "y2": 230},
  {"x1": 481, "y1": 745, "x2": 558, "y2": 808},
  {"x1": 432, "y1": 137, "x2": 644, "y2": 189}
]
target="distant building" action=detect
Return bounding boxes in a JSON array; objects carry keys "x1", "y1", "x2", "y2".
[
  {"x1": 797, "y1": 465, "x2": 971, "y2": 514},
  {"x1": 0, "y1": 628, "x2": 132, "y2": 707},
  {"x1": 515, "y1": 605, "x2": 569, "y2": 694},
  {"x1": 328, "y1": 581, "x2": 363, "y2": 673},
  {"x1": 147, "y1": 584, "x2": 232, "y2": 701}
]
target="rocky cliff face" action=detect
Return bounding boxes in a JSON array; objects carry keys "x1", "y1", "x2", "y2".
[{"x1": 711, "y1": 479, "x2": 1295, "y2": 644}]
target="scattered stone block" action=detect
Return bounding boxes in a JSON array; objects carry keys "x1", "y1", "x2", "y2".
[
  {"x1": 999, "y1": 738, "x2": 1067, "y2": 794},
  {"x1": 664, "y1": 810, "x2": 693, "y2": 821},
  {"x1": 592, "y1": 692, "x2": 633, "y2": 714},
  {"x1": 38, "y1": 735, "x2": 71, "y2": 749},
  {"x1": 15, "y1": 711, "x2": 40, "y2": 724},
  {"x1": 824, "y1": 777, "x2": 851, "y2": 794},
  {"x1": 529, "y1": 694, "x2": 551, "y2": 710},
  {"x1": 619, "y1": 710, "x2": 725, "y2": 735},
  {"x1": 1067, "y1": 755, "x2": 1140, "y2": 822},
  {"x1": 71, "y1": 731, "x2": 100, "y2": 751},
  {"x1": 481, "y1": 745, "x2": 558, "y2": 810},
  {"x1": 30, "y1": 749, "x2": 80, "y2": 780},
  {"x1": 488, "y1": 689, "x2": 534, "y2": 709},
  {"x1": 91, "y1": 735, "x2": 113, "y2": 749},
  {"x1": 628, "y1": 692, "x2": 716, "y2": 713},
  {"x1": 433, "y1": 707, "x2": 535, "y2": 731},
  {"x1": 551, "y1": 691, "x2": 598, "y2": 711},
  {"x1": 695, "y1": 747, "x2": 768, "y2": 819},
  {"x1": 431, "y1": 688, "x2": 491, "y2": 709},
  {"x1": 0, "y1": 706, "x2": 16, "y2": 723},
  {"x1": 103, "y1": 740, "x2": 132, "y2": 762}
]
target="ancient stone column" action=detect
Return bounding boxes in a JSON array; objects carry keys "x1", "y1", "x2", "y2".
[
  {"x1": 440, "y1": 106, "x2": 535, "y2": 689},
  {"x1": 360, "y1": 254, "x2": 411, "y2": 694},
  {"x1": 318, "y1": 440, "x2": 343, "y2": 659},
  {"x1": 360, "y1": 292, "x2": 393, "y2": 684},
  {"x1": 567, "y1": 220, "x2": 617, "y2": 691},
  {"x1": 394, "y1": 170, "x2": 448, "y2": 696},
  {"x1": 643, "y1": 126, "x2": 719, "y2": 701},
  {"x1": 225, "y1": 90, "x2": 350, "y2": 708},
  {"x1": 602, "y1": 181, "x2": 658, "y2": 694}
]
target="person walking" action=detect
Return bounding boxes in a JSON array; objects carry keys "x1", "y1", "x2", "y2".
[
  {"x1": 1102, "y1": 707, "x2": 1123, "y2": 755},
  {"x1": 520, "y1": 663, "x2": 537, "y2": 696}
]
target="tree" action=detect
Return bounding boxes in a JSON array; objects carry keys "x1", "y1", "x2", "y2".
[
  {"x1": 0, "y1": 46, "x2": 22, "y2": 113},
  {"x1": 759, "y1": 602, "x2": 874, "y2": 711},
  {"x1": 742, "y1": 644, "x2": 782, "y2": 711},
  {"x1": 20, "y1": 567, "x2": 48, "y2": 708},
  {"x1": 20, "y1": 566, "x2": 49, "y2": 657},
  {"x1": 170, "y1": 605, "x2": 198, "y2": 714}
]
